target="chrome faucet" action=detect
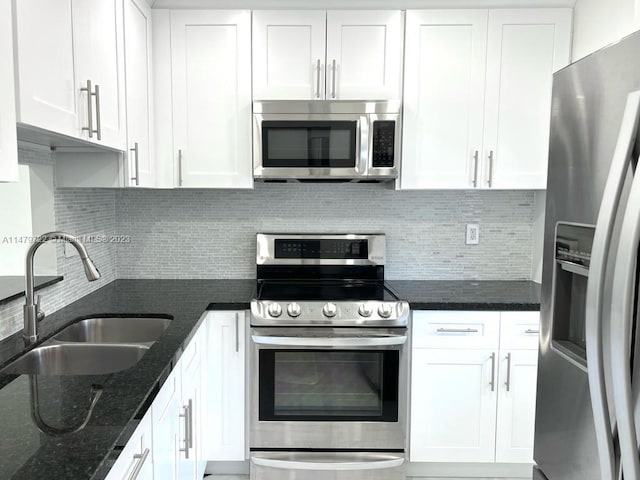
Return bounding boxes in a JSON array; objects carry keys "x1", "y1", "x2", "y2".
[{"x1": 24, "y1": 231, "x2": 101, "y2": 344}]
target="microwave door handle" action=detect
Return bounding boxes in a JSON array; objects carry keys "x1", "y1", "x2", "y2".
[
  {"x1": 251, "y1": 455, "x2": 404, "y2": 471},
  {"x1": 610, "y1": 152, "x2": 640, "y2": 479},
  {"x1": 251, "y1": 335, "x2": 407, "y2": 348},
  {"x1": 586, "y1": 90, "x2": 640, "y2": 480},
  {"x1": 357, "y1": 116, "x2": 369, "y2": 175}
]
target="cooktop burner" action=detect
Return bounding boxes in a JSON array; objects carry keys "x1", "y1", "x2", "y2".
[{"x1": 255, "y1": 280, "x2": 398, "y2": 302}]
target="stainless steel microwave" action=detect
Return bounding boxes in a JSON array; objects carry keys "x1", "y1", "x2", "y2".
[{"x1": 253, "y1": 101, "x2": 401, "y2": 181}]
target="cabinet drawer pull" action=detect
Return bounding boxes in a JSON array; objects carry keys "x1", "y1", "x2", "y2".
[
  {"x1": 94, "y1": 83, "x2": 102, "y2": 140},
  {"x1": 505, "y1": 352, "x2": 512, "y2": 392},
  {"x1": 178, "y1": 149, "x2": 183, "y2": 186},
  {"x1": 130, "y1": 142, "x2": 139, "y2": 186},
  {"x1": 487, "y1": 150, "x2": 494, "y2": 187},
  {"x1": 331, "y1": 59, "x2": 337, "y2": 99},
  {"x1": 472, "y1": 150, "x2": 479, "y2": 187},
  {"x1": 235, "y1": 312, "x2": 240, "y2": 353},
  {"x1": 525, "y1": 329, "x2": 540, "y2": 334},
  {"x1": 179, "y1": 403, "x2": 190, "y2": 458},
  {"x1": 127, "y1": 448, "x2": 150, "y2": 480},
  {"x1": 315, "y1": 59, "x2": 321, "y2": 99},
  {"x1": 490, "y1": 352, "x2": 496, "y2": 392},
  {"x1": 436, "y1": 327, "x2": 479, "y2": 334},
  {"x1": 81, "y1": 80, "x2": 96, "y2": 138}
]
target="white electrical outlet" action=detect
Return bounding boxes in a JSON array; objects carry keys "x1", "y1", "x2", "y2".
[{"x1": 466, "y1": 224, "x2": 479, "y2": 245}]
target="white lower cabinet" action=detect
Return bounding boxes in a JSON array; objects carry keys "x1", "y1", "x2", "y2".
[
  {"x1": 410, "y1": 348, "x2": 497, "y2": 462},
  {"x1": 410, "y1": 310, "x2": 539, "y2": 465},
  {"x1": 106, "y1": 413, "x2": 153, "y2": 480},
  {"x1": 204, "y1": 310, "x2": 246, "y2": 461},
  {"x1": 107, "y1": 312, "x2": 244, "y2": 479}
]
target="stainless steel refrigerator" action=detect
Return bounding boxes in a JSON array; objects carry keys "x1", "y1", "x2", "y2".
[{"x1": 534, "y1": 30, "x2": 640, "y2": 480}]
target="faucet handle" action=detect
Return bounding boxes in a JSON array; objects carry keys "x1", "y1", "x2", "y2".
[{"x1": 36, "y1": 295, "x2": 45, "y2": 322}]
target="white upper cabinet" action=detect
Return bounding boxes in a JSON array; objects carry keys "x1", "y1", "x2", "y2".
[
  {"x1": 482, "y1": 9, "x2": 572, "y2": 189},
  {"x1": 326, "y1": 11, "x2": 403, "y2": 100},
  {"x1": 170, "y1": 10, "x2": 253, "y2": 188},
  {"x1": 13, "y1": 0, "x2": 78, "y2": 138},
  {"x1": 124, "y1": 0, "x2": 155, "y2": 187},
  {"x1": 13, "y1": 0, "x2": 127, "y2": 150},
  {"x1": 252, "y1": 10, "x2": 403, "y2": 100},
  {"x1": 401, "y1": 8, "x2": 571, "y2": 190},
  {"x1": 402, "y1": 10, "x2": 488, "y2": 189},
  {"x1": 0, "y1": 0, "x2": 18, "y2": 182},
  {"x1": 252, "y1": 11, "x2": 326, "y2": 100}
]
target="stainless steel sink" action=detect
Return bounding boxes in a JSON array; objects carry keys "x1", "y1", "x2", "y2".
[
  {"x1": 0, "y1": 344, "x2": 149, "y2": 376},
  {"x1": 52, "y1": 317, "x2": 172, "y2": 345}
]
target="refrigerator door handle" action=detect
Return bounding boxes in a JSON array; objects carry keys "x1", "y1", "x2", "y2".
[
  {"x1": 586, "y1": 90, "x2": 640, "y2": 480},
  {"x1": 611, "y1": 150, "x2": 640, "y2": 480}
]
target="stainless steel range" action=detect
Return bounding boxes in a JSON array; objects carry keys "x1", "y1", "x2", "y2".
[{"x1": 249, "y1": 233, "x2": 409, "y2": 480}]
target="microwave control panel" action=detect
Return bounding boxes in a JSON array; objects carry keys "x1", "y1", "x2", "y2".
[{"x1": 372, "y1": 121, "x2": 395, "y2": 168}]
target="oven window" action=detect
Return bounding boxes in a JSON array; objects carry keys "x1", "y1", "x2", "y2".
[
  {"x1": 259, "y1": 349, "x2": 399, "y2": 421},
  {"x1": 262, "y1": 121, "x2": 357, "y2": 168}
]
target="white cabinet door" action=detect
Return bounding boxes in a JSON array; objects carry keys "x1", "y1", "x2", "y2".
[
  {"x1": 13, "y1": 0, "x2": 78, "y2": 138},
  {"x1": 326, "y1": 11, "x2": 403, "y2": 100},
  {"x1": 410, "y1": 348, "x2": 498, "y2": 463},
  {"x1": 204, "y1": 311, "x2": 246, "y2": 461},
  {"x1": 482, "y1": 9, "x2": 571, "y2": 189},
  {"x1": 105, "y1": 413, "x2": 153, "y2": 480},
  {"x1": 73, "y1": 0, "x2": 127, "y2": 150},
  {"x1": 124, "y1": 0, "x2": 154, "y2": 187},
  {"x1": 0, "y1": 0, "x2": 18, "y2": 182},
  {"x1": 401, "y1": 10, "x2": 488, "y2": 189},
  {"x1": 152, "y1": 366, "x2": 181, "y2": 480},
  {"x1": 171, "y1": 10, "x2": 252, "y2": 188},
  {"x1": 253, "y1": 11, "x2": 326, "y2": 100},
  {"x1": 496, "y1": 349, "x2": 539, "y2": 463}
]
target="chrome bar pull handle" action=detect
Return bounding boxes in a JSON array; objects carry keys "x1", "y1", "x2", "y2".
[
  {"x1": 130, "y1": 142, "x2": 139, "y2": 186},
  {"x1": 525, "y1": 329, "x2": 539, "y2": 334},
  {"x1": 179, "y1": 404, "x2": 190, "y2": 458},
  {"x1": 472, "y1": 150, "x2": 479, "y2": 187},
  {"x1": 437, "y1": 327, "x2": 479, "y2": 334},
  {"x1": 187, "y1": 399, "x2": 194, "y2": 449},
  {"x1": 315, "y1": 59, "x2": 321, "y2": 99},
  {"x1": 490, "y1": 352, "x2": 496, "y2": 391},
  {"x1": 178, "y1": 149, "x2": 183, "y2": 186},
  {"x1": 127, "y1": 448, "x2": 150, "y2": 480},
  {"x1": 505, "y1": 353, "x2": 512, "y2": 392},
  {"x1": 235, "y1": 312, "x2": 240, "y2": 353},
  {"x1": 331, "y1": 59, "x2": 337, "y2": 99},
  {"x1": 81, "y1": 80, "x2": 94, "y2": 138},
  {"x1": 94, "y1": 84, "x2": 102, "y2": 141},
  {"x1": 487, "y1": 150, "x2": 494, "y2": 187}
]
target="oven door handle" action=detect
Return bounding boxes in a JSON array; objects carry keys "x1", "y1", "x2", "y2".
[
  {"x1": 251, "y1": 335, "x2": 407, "y2": 348},
  {"x1": 251, "y1": 454, "x2": 404, "y2": 471}
]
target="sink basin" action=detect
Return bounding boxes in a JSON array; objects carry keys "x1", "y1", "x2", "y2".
[
  {"x1": 0, "y1": 344, "x2": 149, "y2": 376},
  {"x1": 52, "y1": 316, "x2": 172, "y2": 344}
]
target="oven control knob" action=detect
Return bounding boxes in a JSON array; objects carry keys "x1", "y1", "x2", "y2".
[
  {"x1": 358, "y1": 303, "x2": 373, "y2": 317},
  {"x1": 287, "y1": 303, "x2": 302, "y2": 318},
  {"x1": 322, "y1": 302, "x2": 337, "y2": 318},
  {"x1": 268, "y1": 303, "x2": 282, "y2": 318},
  {"x1": 378, "y1": 303, "x2": 393, "y2": 318}
]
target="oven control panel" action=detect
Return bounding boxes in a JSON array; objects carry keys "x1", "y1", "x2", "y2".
[{"x1": 250, "y1": 300, "x2": 410, "y2": 327}]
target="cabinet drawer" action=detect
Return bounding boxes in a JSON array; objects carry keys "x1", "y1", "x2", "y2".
[
  {"x1": 412, "y1": 311, "x2": 500, "y2": 349},
  {"x1": 500, "y1": 312, "x2": 540, "y2": 350},
  {"x1": 181, "y1": 321, "x2": 204, "y2": 375},
  {"x1": 152, "y1": 367, "x2": 180, "y2": 424}
]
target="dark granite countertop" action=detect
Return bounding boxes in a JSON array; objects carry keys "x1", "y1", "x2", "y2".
[
  {"x1": 0, "y1": 275, "x2": 64, "y2": 306},
  {"x1": 0, "y1": 279, "x2": 255, "y2": 480},
  {"x1": 386, "y1": 280, "x2": 541, "y2": 311},
  {"x1": 0, "y1": 277, "x2": 538, "y2": 479}
]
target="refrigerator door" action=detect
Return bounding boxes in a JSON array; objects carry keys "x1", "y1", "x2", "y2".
[
  {"x1": 536, "y1": 31, "x2": 640, "y2": 480},
  {"x1": 610, "y1": 153, "x2": 640, "y2": 478}
]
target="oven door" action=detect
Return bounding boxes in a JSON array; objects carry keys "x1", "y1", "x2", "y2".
[
  {"x1": 253, "y1": 114, "x2": 368, "y2": 180},
  {"x1": 250, "y1": 327, "x2": 408, "y2": 450}
]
